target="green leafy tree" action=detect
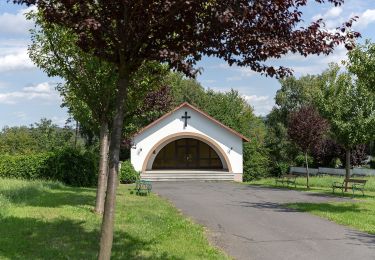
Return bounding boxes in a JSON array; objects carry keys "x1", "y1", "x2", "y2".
[
  {"x1": 28, "y1": 11, "x2": 170, "y2": 214},
  {"x1": 346, "y1": 40, "x2": 375, "y2": 92},
  {"x1": 0, "y1": 119, "x2": 74, "y2": 155},
  {"x1": 317, "y1": 65, "x2": 375, "y2": 190}
]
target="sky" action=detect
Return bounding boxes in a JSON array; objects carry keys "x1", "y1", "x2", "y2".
[{"x1": 0, "y1": 1, "x2": 375, "y2": 128}]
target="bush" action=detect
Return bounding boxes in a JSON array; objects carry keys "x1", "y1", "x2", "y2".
[
  {"x1": 243, "y1": 142, "x2": 269, "y2": 181},
  {"x1": 273, "y1": 162, "x2": 290, "y2": 177},
  {"x1": 0, "y1": 147, "x2": 98, "y2": 187},
  {"x1": 119, "y1": 160, "x2": 139, "y2": 184},
  {"x1": 47, "y1": 147, "x2": 98, "y2": 187},
  {"x1": 0, "y1": 153, "x2": 52, "y2": 180}
]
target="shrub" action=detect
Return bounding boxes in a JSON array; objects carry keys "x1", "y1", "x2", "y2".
[
  {"x1": 47, "y1": 147, "x2": 98, "y2": 187},
  {"x1": 0, "y1": 148, "x2": 98, "y2": 187},
  {"x1": 242, "y1": 142, "x2": 269, "y2": 181},
  {"x1": 274, "y1": 162, "x2": 290, "y2": 177},
  {"x1": 0, "y1": 153, "x2": 52, "y2": 180},
  {"x1": 119, "y1": 160, "x2": 139, "y2": 184}
]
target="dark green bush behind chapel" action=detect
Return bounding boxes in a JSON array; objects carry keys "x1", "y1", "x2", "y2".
[{"x1": 0, "y1": 147, "x2": 98, "y2": 187}]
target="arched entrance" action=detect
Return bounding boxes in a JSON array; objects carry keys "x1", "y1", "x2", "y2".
[
  {"x1": 152, "y1": 138, "x2": 223, "y2": 170},
  {"x1": 141, "y1": 132, "x2": 232, "y2": 172}
]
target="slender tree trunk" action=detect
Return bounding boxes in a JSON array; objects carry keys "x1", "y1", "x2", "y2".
[
  {"x1": 94, "y1": 121, "x2": 110, "y2": 214},
  {"x1": 98, "y1": 71, "x2": 129, "y2": 260},
  {"x1": 305, "y1": 152, "x2": 310, "y2": 189},
  {"x1": 74, "y1": 120, "x2": 79, "y2": 148},
  {"x1": 345, "y1": 149, "x2": 351, "y2": 192}
]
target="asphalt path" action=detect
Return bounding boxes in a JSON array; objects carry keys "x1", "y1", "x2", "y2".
[{"x1": 153, "y1": 181, "x2": 375, "y2": 260}]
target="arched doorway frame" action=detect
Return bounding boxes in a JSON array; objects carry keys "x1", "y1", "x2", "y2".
[{"x1": 142, "y1": 132, "x2": 232, "y2": 172}]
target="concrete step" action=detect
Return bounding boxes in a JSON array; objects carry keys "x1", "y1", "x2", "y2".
[{"x1": 141, "y1": 172, "x2": 234, "y2": 181}]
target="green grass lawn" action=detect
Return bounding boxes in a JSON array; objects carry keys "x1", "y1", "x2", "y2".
[
  {"x1": 0, "y1": 178, "x2": 229, "y2": 260},
  {"x1": 246, "y1": 176, "x2": 375, "y2": 235}
]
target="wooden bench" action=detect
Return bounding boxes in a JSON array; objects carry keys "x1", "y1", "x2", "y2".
[
  {"x1": 332, "y1": 178, "x2": 367, "y2": 196},
  {"x1": 135, "y1": 180, "x2": 152, "y2": 195},
  {"x1": 275, "y1": 174, "x2": 297, "y2": 188}
]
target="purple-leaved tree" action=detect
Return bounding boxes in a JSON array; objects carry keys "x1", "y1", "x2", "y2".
[{"x1": 288, "y1": 106, "x2": 329, "y2": 188}]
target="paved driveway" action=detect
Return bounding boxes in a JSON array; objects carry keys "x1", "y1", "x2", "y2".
[{"x1": 153, "y1": 182, "x2": 375, "y2": 260}]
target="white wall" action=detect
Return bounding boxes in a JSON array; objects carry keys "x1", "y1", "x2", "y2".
[{"x1": 131, "y1": 106, "x2": 244, "y2": 174}]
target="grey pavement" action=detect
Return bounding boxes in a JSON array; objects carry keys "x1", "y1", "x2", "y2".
[{"x1": 152, "y1": 181, "x2": 375, "y2": 260}]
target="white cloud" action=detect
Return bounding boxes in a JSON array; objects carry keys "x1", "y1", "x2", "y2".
[
  {"x1": 243, "y1": 95, "x2": 274, "y2": 116},
  {"x1": 325, "y1": 7, "x2": 343, "y2": 19},
  {"x1": 23, "y1": 82, "x2": 52, "y2": 93},
  {"x1": 313, "y1": 6, "x2": 343, "y2": 21},
  {"x1": 0, "y1": 48, "x2": 35, "y2": 72},
  {"x1": 0, "y1": 6, "x2": 36, "y2": 36},
  {"x1": 0, "y1": 82, "x2": 60, "y2": 104},
  {"x1": 51, "y1": 116, "x2": 68, "y2": 126},
  {"x1": 243, "y1": 95, "x2": 269, "y2": 102},
  {"x1": 354, "y1": 9, "x2": 375, "y2": 29}
]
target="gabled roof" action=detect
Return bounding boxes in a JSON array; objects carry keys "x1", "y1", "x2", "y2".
[{"x1": 134, "y1": 102, "x2": 250, "y2": 142}]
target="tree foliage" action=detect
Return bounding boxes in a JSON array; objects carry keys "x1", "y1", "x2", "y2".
[
  {"x1": 287, "y1": 106, "x2": 329, "y2": 154},
  {"x1": 287, "y1": 106, "x2": 329, "y2": 187},
  {"x1": 0, "y1": 119, "x2": 75, "y2": 155},
  {"x1": 317, "y1": 65, "x2": 375, "y2": 150},
  {"x1": 15, "y1": 0, "x2": 359, "y2": 78},
  {"x1": 346, "y1": 40, "x2": 375, "y2": 92}
]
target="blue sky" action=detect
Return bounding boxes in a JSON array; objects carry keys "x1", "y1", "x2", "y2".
[{"x1": 0, "y1": 1, "x2": 374, "y2": 128}]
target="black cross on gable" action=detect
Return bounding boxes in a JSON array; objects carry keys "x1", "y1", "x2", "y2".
[{"x1": 182, "y1": 111, "x2": 191, "y2": 127}]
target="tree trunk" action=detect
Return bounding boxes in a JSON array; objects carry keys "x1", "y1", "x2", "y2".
[
  {"x1": 345, "y1": 149, "x2": 351, "y2": 192},
  {"x1": 94, "y1": 122, "x2": 110, "y2": 214},
  {"x1": 74, "y1": 120, "x2": 79, "y2": 148},
  {"x1": 98, "y1": 71, "x2": 129, "y2": 260},
  {"x1": 305, "y1": 152, "x2": 310, "y2": 189}
]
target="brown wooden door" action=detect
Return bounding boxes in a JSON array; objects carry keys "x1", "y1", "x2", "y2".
[{"x1": 152, "y1": 138, "x2": 223, "y2": 170}]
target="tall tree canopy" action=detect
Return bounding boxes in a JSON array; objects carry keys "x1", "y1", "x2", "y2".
[
  {"x1": 12, "y1": 1, "x2": 360, "y2": 258},
  {"x1": 317, "y1": 64, "x2": 375, "y2": 187}
]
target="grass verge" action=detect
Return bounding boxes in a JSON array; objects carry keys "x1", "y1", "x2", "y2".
[
  {"x1": 287, "y1": 201, "x2": 375, "y2": 235},
  {"x1": 0, "y1": 178, "x2": 229, "y2": 260},
  {"x1": 246, "y1": 176, "x2": 375, "y2": 235}
]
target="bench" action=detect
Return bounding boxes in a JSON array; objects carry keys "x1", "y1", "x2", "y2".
[
  {"x1": 275, "y1": 174, "x2": 297, "y2": 188},
  {"x1": 135, "y1": 180, "x2": 152, "y2": 195},
  {"x1": 332, "y1": 178, "x2": 367, "y2": 196}
]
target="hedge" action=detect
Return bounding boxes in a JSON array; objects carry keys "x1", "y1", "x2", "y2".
[{"x1": 0, "y1": 147, "x2": 98, "y2": 187}]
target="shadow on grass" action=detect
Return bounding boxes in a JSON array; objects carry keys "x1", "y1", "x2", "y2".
[
  {"x1": 0, "y1": 215, "x2": 182, "y2": 260},
  {"x1": 244, "y1": 183, "x2": 375, "y2": 200},
  {"x1": 0, "y1": 185, "x2": 96, "y2": 208},
  {"x1": 286, "y1": 202, "x2": 364, "y2": 214}
]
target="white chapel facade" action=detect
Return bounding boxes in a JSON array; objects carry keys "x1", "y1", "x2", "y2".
[{"x1": 131, "y1": 102, "x2": 249, "y2": 182}]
